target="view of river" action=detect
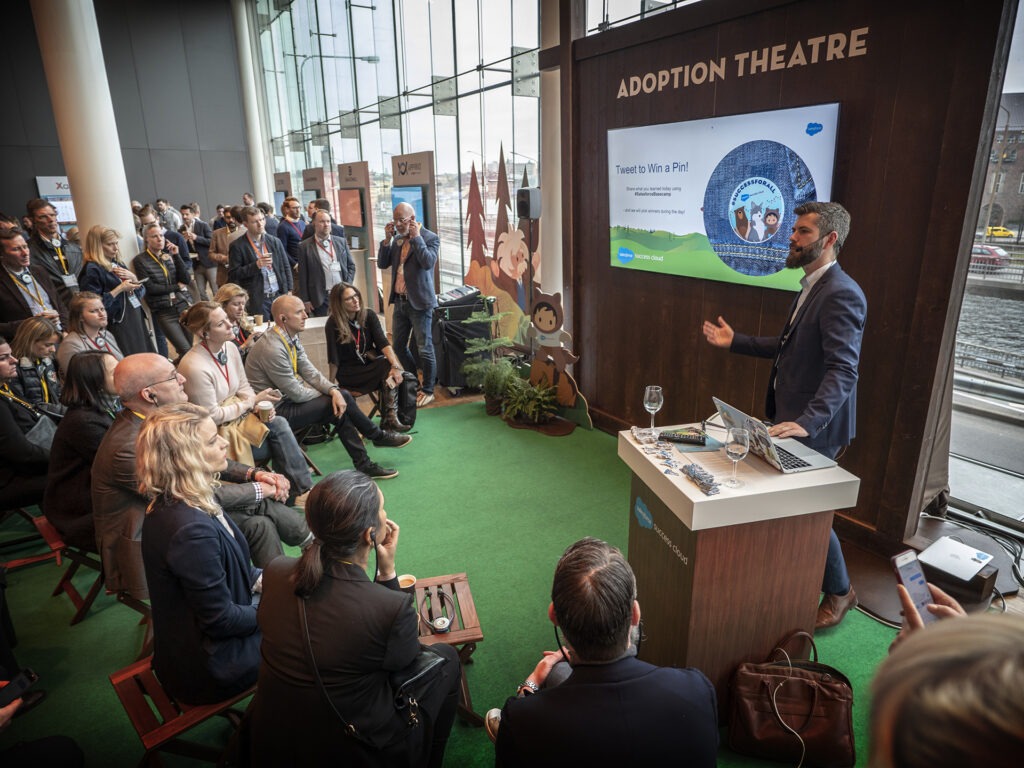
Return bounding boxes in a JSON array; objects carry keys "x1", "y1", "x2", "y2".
[{"x1": 956, "y1": 292, "x2": 1024, "y2": 353}]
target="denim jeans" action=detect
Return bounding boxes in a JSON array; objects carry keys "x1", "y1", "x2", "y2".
[
  {"x1": 392, "y1": 297, "x2": 435, "y2": 394},
  {"x1": 821, "y1": 529, "x2": 851, "y2": 596},
  {"x1": 251, "y1": 414, "x2": 312, "y2": 495}
]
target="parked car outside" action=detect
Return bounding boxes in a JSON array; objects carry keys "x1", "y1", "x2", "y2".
[
  {"x1": 970, "y1": 242, "x2": 1011, "y2": 273},
  {"x1": 985, "y1": 226, "x2": 1016, "y2": 238}
]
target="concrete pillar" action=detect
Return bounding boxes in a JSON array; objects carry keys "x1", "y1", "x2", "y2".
[
  {"x1": 30, "y1": 0, "x2": 137, "y2": 258},
  {"x1": 231, "y1": 0, "x2": 272, "y2": 203}
]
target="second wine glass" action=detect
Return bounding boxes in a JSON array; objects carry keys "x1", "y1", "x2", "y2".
[
  {"x1": 643, "y1": 385, "x2": 664, "y2": 441},
  {"x1": 724, "y1": 427, "x2": 750, "y2": 488}
]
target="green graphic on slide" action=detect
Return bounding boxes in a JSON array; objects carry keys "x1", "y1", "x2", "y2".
[{"x1": 610, "y1": 226, "x2": 801, "y2": 291}]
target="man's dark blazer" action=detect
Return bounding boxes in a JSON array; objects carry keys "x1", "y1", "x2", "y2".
[
  {"x1": 377, "y1": 227, "x2": 439, "y2": 311},
  {"x1": 247, "y1": 558, "x2": 456, "y2": 765},
  {"x1": 295, "y1": 235, "x2": 355, "y2": 311},
  {"x1": 142, "y1": 495, "x2": 260, "y2": 705},
  {"x1": 730, "y1": 262, "x2": 867, "y2": 458},
  {"x1": 275, "y1": 218, "x2": 305, "y2": 267},
  {"x1": 187, "y1": 219, "x2": 214, "y2": 268},
  {"x1": 28, "y1": 233, "x2": 83, "y2": 309},
  {"x1": 0, "y1": 263, "x2": 69, "y2": 337},
  {"x1": 496, "y1": 656, "x2": 719, "y2": 767},
  {"x1": 228, "y1": 233, "x2": 294, "y2": 315}
]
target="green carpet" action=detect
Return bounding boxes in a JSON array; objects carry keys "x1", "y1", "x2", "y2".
[{"x1": 1, "y1": 402, "x2": 894, "y2": 766}]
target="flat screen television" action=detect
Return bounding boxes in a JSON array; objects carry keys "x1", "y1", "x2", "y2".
[
  {"x1": 337, "y1": 188, "x2": 364, "y2": 228},
  {"x1": 607, "y1": 102, "x2": 840, "y2": 292},
  {"x1": 391, "y1": 185, "x2": 426, "y2": 229}
]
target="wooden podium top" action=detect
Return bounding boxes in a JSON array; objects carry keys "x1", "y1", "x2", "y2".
[{"x1": 617, "y1": 427, "x2": 860, "y2": 531}]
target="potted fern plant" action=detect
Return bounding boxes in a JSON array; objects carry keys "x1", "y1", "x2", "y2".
[
  {"x1": 502, "y1": 376, "x2": 558, "y2": 425},
  {"x1": 460, "y1": 302, "x2": 514, "y2": 415}
]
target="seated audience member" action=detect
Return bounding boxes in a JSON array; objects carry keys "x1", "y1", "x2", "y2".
[
  {"x1": 326, "y1": 282, "x2": 410, "y2": 432},
  {"x1": 248, "y1": 470, "x2": 460, "y2": 767},
  {"x1": 214, "y1": 282, "x2": 264, "y2": 356},
  {"x1": 178, "y1": 302, "x2": 312, "y2": 499},
  {"x1": 870, "y1": 611, "x2": 1024, "y2": 768},
  {"x1": 133, "y1": 223, "x2": 192, "y2": 356},
  {"x1": 296, "y1": 209, "x2": 354, "y2": 317},
  {"x1": 245, "y1": 295, "x2": 409, "y2": 480},
  {"x1": 79, "y1": 225, "x2": 151, "y2": 356},
  {"x1": 42, "y1": 351, "x2": 119, "y2": 550},
  {"x1": 8, "y1": 317, "x2": 62, "y2": 413},
  {"x1": 137, "y1": 403, "x2": 261, "y2": 705},
  {"x1": 56, "y1": 292, "x2": 123, "y2": 373},
  {"x1": 492, "y1": 537, "x2": 719, "y2": 767},
  {"x1": 0, "y1": 336, "x2": 50, "y2": 509},
  {"x1": 0, "y1": 228, "x2": 68, "y2": 338}
]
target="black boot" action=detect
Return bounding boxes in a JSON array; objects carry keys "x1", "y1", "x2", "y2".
[{"x1": 380, "y1": 384, "x2": 411, "y2": 432}]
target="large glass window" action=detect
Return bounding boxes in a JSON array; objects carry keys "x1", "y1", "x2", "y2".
[{"x1": 254, "y1": 0, "x2": 540, "y2": 292}]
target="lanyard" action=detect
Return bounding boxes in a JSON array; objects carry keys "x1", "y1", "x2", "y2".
[
  {"x1": 34, "y1": 361, "x2": 50, "y2": 403},
  {"x1": 7, "y1": 269, "x2": 47, "y2": 308},
  {"x1": 0, "y1": 383, "x2": 35, "y2": 410},
  {"x1": 316, "y1": 238, "x2": 334, "y2": 261},
  {"x1": 202, "y1": 342, "x2": 231, "y2": 387},
  {"x1": 82, "y1": 332, "x2": 107, "y2": 351},
  {"x1": 247, "y1": 234, "x2": 269, "y2": 262},
  {"x1": 146, "y1": 249, "x2": 169, "y2": 280},
  {"x1": 275, "y1": 327, "x2": 299, "y2": 376},
  {"x1": 54, "y1": 244, "x2": 69, "y2": 275},
  {"x1": 288, "y1": 220, "x2": 304, "y2": 237}
]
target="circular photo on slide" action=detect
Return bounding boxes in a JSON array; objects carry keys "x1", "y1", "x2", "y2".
[{"x1": 702, "y1": 140, "x2": 817, "y2": 277}]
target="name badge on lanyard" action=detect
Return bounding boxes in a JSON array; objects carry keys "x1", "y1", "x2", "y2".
[
  {"x1": 127, "y1": 291, "x2": 142, "y2": 309},
  {"x1": 61, "y1": 273, "x2": 79, "y2": 289}
]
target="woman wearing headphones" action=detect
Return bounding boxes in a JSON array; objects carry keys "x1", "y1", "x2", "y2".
[{"x1": 248, "y1": 470, "x2": 460, "y2": 767}]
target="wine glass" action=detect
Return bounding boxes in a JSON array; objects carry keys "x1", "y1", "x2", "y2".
[
  {"x1": 724, "y1": 428, "x2": 750, "y2": 488},
  {"x1": 643, "y1": 385, "x2": 664, "y2": 441}
]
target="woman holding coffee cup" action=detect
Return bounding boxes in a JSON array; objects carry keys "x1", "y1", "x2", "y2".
[
  {"x1": 247, "y1": 470, "x2": 460, "y2": 767},
  {"x1": 177, "y1": 301, "x2": 312, "y2": 500}
]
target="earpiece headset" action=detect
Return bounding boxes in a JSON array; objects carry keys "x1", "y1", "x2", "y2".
[{"x1": 419, "y1": 587, "x2": 456, "y2": 634}]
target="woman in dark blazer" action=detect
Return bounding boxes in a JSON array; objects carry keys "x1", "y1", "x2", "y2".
[
  {"x1": 248, "y1": 470, "x2": 459, "y2": 767},
  {"x1": 133, "y1": 223, "x2": 193, "y2": 355},
  {"x1": 137, "y1": 402, "x2": 260, "y2": 705},
  {"x1": 79, "y1": 225, "x2": 152, "y2": 356},
  {"x1": 42, "y1": 351, "x2": 119, "y2": 550}
]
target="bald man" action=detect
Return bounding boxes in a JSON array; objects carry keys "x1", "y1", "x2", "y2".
[
  {"x1": 244, "y1": 295, "x2": 409, "y2": 480},
  {"x1": 91, "y1": 355, "x2": 309, "y2": 598},
  {"x1": 378, "y1": 202, "x2": 440, "y2": 406}
]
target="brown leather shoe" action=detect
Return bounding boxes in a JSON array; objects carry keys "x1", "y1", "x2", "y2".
[{"x1": 815, "y1": 587, "x2": 858, "y2": 630}]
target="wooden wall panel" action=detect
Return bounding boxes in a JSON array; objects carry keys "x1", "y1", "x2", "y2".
[{"x1": 569, "y1": 0, "x2": 1011, "y2": 549}]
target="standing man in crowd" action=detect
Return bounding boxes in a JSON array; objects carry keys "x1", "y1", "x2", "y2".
[
  {"x1": 296, "y1": 209, "x2": 354, "y2": 317},
  {"x1": 242, "y1": 192, "x2": 255, "y2": 207},
  {"x1": 210, "y1": 205, "x2": 246, "y2": 288},
  {"x1": 276, "y1": 196, "x2": 305, "y2": 267},
  {"x1": 1, "y1": 228, "x2": 67, "y2": 337},
  {"x1": 378, "y1": 202, "x2": 439, "y2": 406},
  {"x1": 181, "y1": 203, "x2": 215, "y2": 300},
  {"x1": 155, "y1": 198, "x2": 182, "y2": 232},
  {"x1": 229, "y1": 206, "x2": 292, "y2": 318},
  {"x1": 491, "y1": 537, "x2": 719, "y2": 766},
  {"x1": 26, "y1": 198, "x2": 82, "y2": 309},
  {"x1": 245, "y1": 295, "x2": 410, "y2": 479},
  {"x1": 702, "y1": 201, "x2": 867, "y2": 629},
  {"x1": 256, "y1": 202, "x2": 279, "y2": 238},
  {"x1": 300, "y1": 198, "x2": 345, "y2": 242}
]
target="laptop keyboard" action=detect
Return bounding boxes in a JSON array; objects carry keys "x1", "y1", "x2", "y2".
[{"x1": 775, "y1": 445, "x2": 811, "y2": 470}]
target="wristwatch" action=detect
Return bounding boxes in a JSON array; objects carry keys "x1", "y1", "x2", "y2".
[{"x1": 516, "y1": 680, "x2": 539, "y2": 697}]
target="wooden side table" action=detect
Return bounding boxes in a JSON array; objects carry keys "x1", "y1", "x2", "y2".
[{"x1": 413, "y1": 572, "x2": 484, "y2": 726}]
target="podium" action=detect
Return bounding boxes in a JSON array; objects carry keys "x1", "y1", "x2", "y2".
[{"x1": 618, "y1": 428, "x2": 860, "y2": 711}]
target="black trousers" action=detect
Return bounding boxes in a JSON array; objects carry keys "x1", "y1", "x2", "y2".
[{"x1": 275, "y1": 392, "x2": 382, "y2": 470}]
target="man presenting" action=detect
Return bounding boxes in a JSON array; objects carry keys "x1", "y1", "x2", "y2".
[
  {"x1": 491, "y1": 538, "x2": 718, "y2": 766},
  {"x1": 296, "y1": 209, "x2": 354, "y2": 317},
  {"x1": 702, "y1": 201, "x2": 866, "y2": 629},
  {"x1": 229, "y1": 206, "x2": 293, "y2": 318},
  {"x1": 245, "y1": 295, "x2": 410, "y2": 480},
  {"x1": 378, "y1": 203, "x2": 439, "y2": 406}
]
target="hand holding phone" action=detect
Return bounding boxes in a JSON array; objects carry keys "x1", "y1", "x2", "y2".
[
  {"x1": 892, "y1": 550, "x2": 939, "y2": 626},
  {"x1": 0, "y1": 669, "x2": 38, "y2": 708}
]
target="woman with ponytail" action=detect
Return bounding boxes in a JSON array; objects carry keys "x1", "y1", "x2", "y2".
[{"x1": 248, "y1": 470, "x2": 460, "y2": 767}]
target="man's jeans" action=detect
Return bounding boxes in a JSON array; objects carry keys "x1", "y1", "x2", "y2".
[
  {"x1": 391, "y1": 297, "x2": 435, "y2": 394},
  {"x1": 251, "y1": 414, "x2": 312, "y2": 495}
]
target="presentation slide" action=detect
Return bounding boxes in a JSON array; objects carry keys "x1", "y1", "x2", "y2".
[{"x1": 608, "y1": 103, "x2": 839, "y2": 291}]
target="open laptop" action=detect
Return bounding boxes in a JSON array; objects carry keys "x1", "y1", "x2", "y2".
[{"x1": 712, "y1": 397, "x2": 837, "y2": 473}]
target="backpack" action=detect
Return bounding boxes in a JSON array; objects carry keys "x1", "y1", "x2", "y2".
[{"x1": 397, "y1": 371, "x2": 418, "y2": 427}]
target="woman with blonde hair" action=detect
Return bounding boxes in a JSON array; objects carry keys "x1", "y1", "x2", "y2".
[
  {"x1": 214, "y1": 282, "x2": 263, "y2": 355},
  {"x1": 79, "y1": 225, "x2": 152, "y2": 355},
  {"x1": 870, "y1": 612, "x2": 1024, "y2": 767},
  {"x1": 8, "y1": 316, "x2": 62, "y2": 414},
  {"x1": 137, "y1": 402, "x2": 261, "y2": 705}
]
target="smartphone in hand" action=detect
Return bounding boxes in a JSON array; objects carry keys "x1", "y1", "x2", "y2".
[
  {"x1": 0, "y1": 668, "x2": 38, "y2": 708},
  {"x1": 892, "y1": 550, "x2": 939, "y2": 625}
]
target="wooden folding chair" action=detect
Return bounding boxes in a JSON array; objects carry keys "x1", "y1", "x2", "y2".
[
  {"x1": 0, "y1": 508, "x2": 62, "y2": 569},
  {"x1": 109, "y1": 655, "x2": 253, "y2": 766},
  {"x1": 31, "y1": 516, "x2": 106, "y2": 625}
]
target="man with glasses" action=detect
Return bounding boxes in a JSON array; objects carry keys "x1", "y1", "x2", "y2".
[
  {"x1": 297, "y1": 210, "x2": 354, "y2": 317},
  {"x1": 378, "y1": 202, "x2": 440, "y2": 407},
  {"x1": 26, "y1": 198, "x2": 83, "y2": 309},
  {"x1": 488, "y1": 537, "x2": 719, "y2": 766},
  {"x1": 92, "y1": 354, "x2": 311, "y2": 599},
  {"x1": 0, "y1": 229, "x2": 67, "y2": 338}
]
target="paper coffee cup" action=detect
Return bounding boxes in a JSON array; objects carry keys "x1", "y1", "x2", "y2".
[
  {"x1": 254, "y1": 314, "x2": 264, "y2": 326},
  {"x1": 257, "y1": 401, "x2": 273, "y2": 423},
  {"x1": 398, "y1": 574, "x2": 416, "y2": 594}
]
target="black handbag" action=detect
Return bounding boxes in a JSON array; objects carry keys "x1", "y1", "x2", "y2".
[
  {"x1": 397, "y1": 371, "x2": 418, "y2": 427},
  {"x1": 299, "y1": 596, "x2": 448, "y2": 747}
]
